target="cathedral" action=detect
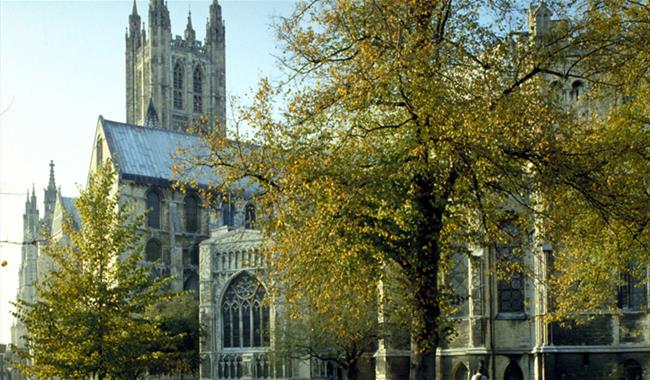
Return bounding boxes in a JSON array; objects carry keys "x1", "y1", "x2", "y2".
[{"x1": 11, "y1": 2, "x2": 649, "y2": 380}]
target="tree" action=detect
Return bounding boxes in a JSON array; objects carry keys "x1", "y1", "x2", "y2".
[
  {"x1": 12, "y1": 163, "x2": 175, "y2": 380},
  {"x1": 146, "y1": 294, "x2": 201, "y2": 378},
  {"x1": 273, "y1": 267, "x2": 379, "y2": 380},
  {"x1": 177, "y1": 1, "x2": 649, "y2": 379}
]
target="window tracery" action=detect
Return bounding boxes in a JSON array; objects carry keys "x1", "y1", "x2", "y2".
[
  {"x1": 222, "y1": 272, "x2": 270, "y2": 348},
  {"x1": 193, "y1": 66, "x2": 203, "y2": 113},
  {"x1": 173, "y1": 61, "x2": 184, "y2": 109}
]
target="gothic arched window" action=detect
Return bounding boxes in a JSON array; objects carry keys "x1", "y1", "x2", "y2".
[
  {"x1": 173, "y1": 61, "x2": 184, "y2": 109},
  {"x1": 449, "y1": 252, "x2": 469, "y2": 317},
  {"x1": 222, "y1": 272, "x2": 270, "y2": 348},
  {"x1": 453, "y1": 363, "x2": 468, "y2": 380},
  {"x1": 96, "y1": 138, "x2": 103, "y2": 168},
  {"x1": 222, "y1": 199, "x2": 235, "y2": 227},
  {"x1": 185, "y1": 193, "x2": 200, "y2": 233},
  {"x1": 145, "y1": 238, "x2": 162, "y2": 262},
  {"x1": 570, "y1": 80, "x2": 584, "y2": 101},
  {"x1": 244, "y1": 203, "x2": 256, "y2": 229},
  {"x1": 497, "y1": 245, "x2": 524, "y2": 314},
  {"x1": 496, "y1": 221, "x2": 524, "y2": 314},
  {"x1": 618, "y1": 264, "x2": 648, "y2": 311},
  {"x1": 193, "y1": 66, "x2": 203, "y2": 113},
  {"x1": 503, "y1": 360, "x2": 524, "y2": 380},
  {"x1": 146, "y1": 189, "x2": 162, "y2": 229}
]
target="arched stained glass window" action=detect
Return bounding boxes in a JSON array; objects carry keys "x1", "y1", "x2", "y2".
[
  {"x1": 496, "y1": 221, "x2": 524, "y2": 314},
  {"x1": 146, "y1": 189, "x2": 162, "y2": 229},
  {"x1": 222, "y1": 199, "x2": 235, "y2": 227},
  {"x1": 185, "y1": 193, "x2": 200, "y2": 233},
  {"x1": 145, "y1": 238, "x2": 162, "y2": 262},
  {"x1": 173, "y1": 61, "x2": 184, "y2": 109},
  {"x1": 222, "y1": 272, "x2": 270, "y2": 348},
  {"x1": 497, "y1": 245, "x2": 524, "y2": 314},
  {"x1": 193, "y1": 66, "x2": 203, "y2": 113},
  {"x1": 244, "y1": 203, "x2": 256, "y2": 229}
]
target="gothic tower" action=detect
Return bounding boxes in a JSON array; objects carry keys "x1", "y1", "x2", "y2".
[{"x1": 125, "y1": 0, "x2": 226, "y2": 134}]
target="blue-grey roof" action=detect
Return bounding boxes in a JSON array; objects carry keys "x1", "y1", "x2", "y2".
[
  {"x1": 61, "y1": 197, "x2": 81, "y2": 230},
  {"x1": 101, "y1": 117, "x2": 216, "y2": 187}
]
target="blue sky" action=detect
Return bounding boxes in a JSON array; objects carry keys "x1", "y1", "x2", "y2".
[{"x1": 0, "y1": 0, "x2": 295, "y2": 344}]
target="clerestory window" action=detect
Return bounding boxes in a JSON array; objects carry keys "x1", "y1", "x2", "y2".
[
  {"x1": 185, "y1": 193, "x2": 200, "y2": 233},
  {"x1": 193, "y1": 66, "x2": 203, "y2": 113},
  {"x1": 146, "y1": 189, "x2": 162, "y2": 229},
  {"x1": 222, "y1": 272, "x2": 270, "y2": 348},
  {"x1": 173, "y1": 61, "x2": 184, "y2": 109},
  {"x1": 244, "y1": 203, "x2": 256, "y2": 229}
]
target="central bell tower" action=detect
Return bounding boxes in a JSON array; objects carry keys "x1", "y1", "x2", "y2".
[{"x1": 125, "y1": 0, "x2": 226, "y2": 134}]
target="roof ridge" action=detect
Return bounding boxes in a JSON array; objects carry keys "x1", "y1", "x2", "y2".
[{"x1": 102, "y1": 118, "x2": 198, "y2": 138}]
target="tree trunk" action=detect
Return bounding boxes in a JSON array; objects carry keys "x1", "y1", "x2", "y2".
[
  {"x1": 409, "y1": 275, "x2": 441, "y2": 380},
  {"x1": 346, "y1": 359, "x2": 360, "y2": 380},
  {"x1": 407, "y1": 161, "x2": 450, "y2": 380}
]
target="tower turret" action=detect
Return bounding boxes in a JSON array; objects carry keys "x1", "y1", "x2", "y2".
[
  {"x1": 148, "y1": 0, "x2": 170, "y2": 30},
  {"x1": 184, "y1": 10, "x2": 196, "y2": 42},
  {"x1": 43, "y1": 160, "x2": 57, "y2": 232},
  {"x1": 205, "y1": 0, "x2": 226, "y2": 135}
]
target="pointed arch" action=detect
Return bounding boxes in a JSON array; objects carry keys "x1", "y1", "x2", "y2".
[
  {"x1": 453, "y1": 362, "x2": 469, "y2": 380},
  {"x1": 503, "y1": 360, "x2": 524, "y2": 380},
  {"x1": 146, "y1": 188, "x2": 162, "y2": 229},
  {"x1": 193, "y1": 65, "x2": 203, "y2": 113},
  {"x1": 183, "y1": 269, "x2": 199, "y2": 295},
  {"x1": 570, "y1": 80, "x2": 584, "y2": 101},
  {"x1": 184, "y1": 193, "x2": 200, "y2": 233},
  {"x1": 221, "y1": 271, "x2": 270, "y2": 348},
  {"x1": 244, "y1": 202, "x2": 256, "y2": 229},
  {"x1": 173, "y1": 60, "x2": 184, "y2": 109}
]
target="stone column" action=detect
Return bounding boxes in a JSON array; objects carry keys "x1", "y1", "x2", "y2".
[{"x1": 199, "y1": 243, "x2": 215, "y2": 379}]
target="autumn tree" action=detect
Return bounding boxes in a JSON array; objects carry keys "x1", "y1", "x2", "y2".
[
  {"x1": 12, "y1": 163, "x2": 177, "y2": 380},
  {"x1": 177, "y1": 1, "x2": 649, "y2": 379}
]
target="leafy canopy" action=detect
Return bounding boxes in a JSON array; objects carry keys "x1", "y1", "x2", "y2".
[{"x1": 13, "y1": 163, "x2": 179, "y2": 380}]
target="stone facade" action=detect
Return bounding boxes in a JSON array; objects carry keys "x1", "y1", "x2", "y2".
[
  {"x1": 125, "y1": 0, "x2": 226, "y2": 134},
  {"x1": 12, "y1": 2, "x2": 649, "y2": 380}
]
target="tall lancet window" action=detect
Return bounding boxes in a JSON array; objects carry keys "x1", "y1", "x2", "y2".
[
  {"x1": 184, "y1": 193, "x2": 200, "y2": 233},
  {"x1": 193, "y1": 66, "x2": 203, "y2": 113},
  {"x1": 146, "y1": 189, "x2": 162, "y2": 229},
  {"x1": 222, "y1": 272, "x2": 270, "y2": 348},
  {"x1": 173, "y1": 61, "x2": 184, "y2": 109}
]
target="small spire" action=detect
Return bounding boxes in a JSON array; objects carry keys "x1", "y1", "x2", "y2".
[
  {"x1": 48, "y1": 160, "x2": 56, "y2": 192},
  {"x1": 185, "y1": 9, "x2": 196, "y2": 42},
  {"x1": 132, "y1": 0, "x2": 138, "y2": 15},
  {"x1": 31, "y1": 184, "x2": 36, "y2": 203}
]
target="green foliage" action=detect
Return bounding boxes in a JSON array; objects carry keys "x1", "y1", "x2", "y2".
[
  {"x1": 12, "y1": 163, "x2": 176, "y2": 380},
  {"x1": 176, "y1": 1, "x2": 649, "y2": 379},
  {"x1": 146, "y1": 294, "x2": 201, "y2": 377}
]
